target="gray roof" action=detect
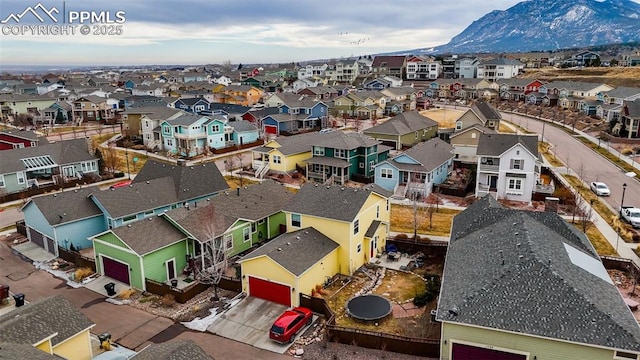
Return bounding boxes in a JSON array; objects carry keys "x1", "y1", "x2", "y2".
[
  {"x1": 386, "y1": 138, "x2": 453, "y2": 173},
  {"x1": 111, "y1": 215, "x2": 187, "y2": 255},
  {"x1": 480, "y1": 58, "x2": 523, "y2": 66},
  {"x1": 305, "y1": 156, "x2": 350, "y2": 167},
  {"x1": 623, "y1": 99, "x2": 640, "y2": 119},
  {"x1": 284, "y1": 183, "x2": 391, "y2": 222},
  {"x1": 166, "y1": 113, "x2": 207, "y2": 126},
  {"x1": 266, "y1": 113, "x2": 309, "y2": 123},
  {"x1": 602, "y1": 86, "x2": 640, "y2": 99},
  {"x1": 132, "y1": 161, "x2": 229, "y2": 202},
  {"x1": 363, "y1": 110, "x2": 437, "y2": 136},
  {"x1": 0, "y1": 138, "x2": 96, "y2": 175},
  {"x1": 163, "y1": 203, "x2": 237, "y2": 241},
  {"x1": 267, "y1": 131, "x2": 341, "y2": 156},
  {"x1": 0, "y1": 342, "x2": 62, "y2": 359},
  {"x1": 229, "y1": 119, "x2": 258, "y2": 132},
  {"x1": 437, "y1": 196, "x2": 640, "y2": 352},
  {"x1": 0, "y1": 295, "x2": 94, "y2": 347},
  {"x1": 28, "y1": 188, "x2": 103, "y2": 225},
  {"x1": 240, "y1": 227, "x2": 339, "y2": 276},
  {"x1": 125, "y1": 106, "x2": 183, "y2": 120},
  {"x1": 312, "y1": 132, "x2": 380, "y2": 150},
  {"x1": 470, "y1": 101, "x2": 501, "y2": 123},
  {"x1": 0, "y1": 129, "x2": 40, "y2": 141},
  {"x1": 476, "y1": 133, "x2": 538, "y2": 158},
  {"x1": 544, "y1": 81, "x2": 608, "y2": 92},
  {"x1": 131, "y1": 340, "x2": 213, "y2": 360},
  {"x1": 92, "y1": 177, "x2": 181, "y2": 218},
  {"x1": 208, "y1": 181, "x2": 294, "y2": 221},
  {"x1": 364, "y1": 220, "x2": 382, "y2": 238}
]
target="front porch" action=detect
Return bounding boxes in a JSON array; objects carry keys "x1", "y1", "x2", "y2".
[
  {"x1": 392, "y1": 170, "x2": 430, "y2": 199},
  {"x1": 306, "y1": 157, "x2": 350, "y2": 185}
]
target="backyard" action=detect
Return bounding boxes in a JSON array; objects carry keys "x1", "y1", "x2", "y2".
[{"x1": 390, "y1": 204, "x2": 459, "y2": 237}]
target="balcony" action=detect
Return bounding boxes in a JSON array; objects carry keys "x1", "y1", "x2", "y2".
[
  {"x1": 173, "y1": 132, "x2": 206, "y2": 140},
  {"x1": 478, "y1": 163, "x2": 500, "y2": 172}
]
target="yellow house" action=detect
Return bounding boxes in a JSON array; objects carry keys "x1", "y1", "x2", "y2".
[
  {"x1": 252, "y1": 131, "x2": 342, "y2": 174},
  {"x1": 0, "y1": 295, "x2": 95, "y2": 360},
  {"x1": 437, "y1": 196, "x2": 640, "y2": 360},
  {"x1": 219, "y1": 85, "x2": 264, "y2": 106},
  {"x1": 239, "y1": 183, "x2": 390, "y2": 306}
]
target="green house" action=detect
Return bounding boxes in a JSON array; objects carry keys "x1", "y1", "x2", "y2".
[{"x1": 363, "y1": 110, "x2": 438, "y2": 150}]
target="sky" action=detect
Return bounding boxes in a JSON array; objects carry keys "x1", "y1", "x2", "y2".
[{"x1": 0, "y1": 0, "x2": 636, "y2": 67}]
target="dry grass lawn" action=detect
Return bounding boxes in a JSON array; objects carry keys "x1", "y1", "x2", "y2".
[
  {"x1": 373, "y1": 269, "x2": 426, "y2": 303},
  {"x1": 498, "y1": 123, "x2": 515, "y2": 133},
  {"x1": 224, "y1": 175, "x2": 258, "y2": 189},
  {"x1": 520, "y1": 67, "x2": 640, "y2": 88},
  {"x1": 390, "y1": 204, "x2": 459, "y2": 237},
  {"x1": 572, "y1": 222, "x2": 617, "y2": 256},
  {"x1": 539, "y1": 142, "x2": 564, "y2": 167},
  {"x1": 420, "y1": 109, "x2": 465, "y2": 128}
]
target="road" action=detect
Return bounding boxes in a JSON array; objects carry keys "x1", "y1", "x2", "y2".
[
  {"x1": 507, "y1": 112, "x2": 639, "y2": 210},
  {"x1": 45, "y1": 125, "x2": 120, "y2": 142}
]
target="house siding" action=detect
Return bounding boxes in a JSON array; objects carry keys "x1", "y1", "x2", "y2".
[
  {"x1": 241, "y1": 258, "x2": 296, "y2": 305},
  {"x1": 143, "y1": 240, "x2": 189, "y2": 283},
  {"x1": 297, "y1": 248, "x2": 340, "y2": 298},
  {"x1": 93, "y1": 233, "x2": 144, "y2": 290},
  {"x1": 283, "y1": 151, "x2": 312, "y2": 173},
  {"x1": 267, "y1": 212, "x2": 286, "y2": 238},
  {"x1": 36, "y1": 340, "x2": 53, "y2": 354},
  {"x1": 0, "y1": 172, "x2": 27, "y2": 193},
  {"x1": 441, "y1": 322, "x2": 615, "y2": 360},
  {"x1": 374, "y1": 163, "x2": 399, "y2": 191},
  {"x1": 23, "y1": 202, "x2": 55, "y2": 240},
  {"x1": 55, "y1": 215, "x2": 105, "y2": 251},
  {"x1": 53, "y1": 329, "x2": 93, "y2": 360}
]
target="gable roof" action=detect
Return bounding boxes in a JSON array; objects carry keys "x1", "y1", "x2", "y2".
[
  {"x1": 363, "y1": 110, "x2": 437, "y2": 136},
  {"x1": 163, "y1": 203, "x2": 237, "y2": 241},
  {"x1": 131, "y1": 340, "x2": 213, "y2": 360},
  {"x1": 228, "y1": 119, "x2": 257, "y2": 132},
  {"x1": 623, "y1": 99, "x2": 640, "y2": 119},
  {"x1": 132, "y1": 161, "x2": 229, "y2": 202},
  {"x1": 0, "y1": 295, "x2": 94, "y2": 347},
  {"x1": 437, "y1": 196, "x2": 640, "y2": 352},
  {"x1": 240, "y1": 227, "x2": 339, "y2": 276},
  {"x1": 125, "y1": 106, "x2": 183, "y2": 120},
  {"x1": 371, "y1": 56, "x2": 407, "y2": 68},
  {"x1": 266, "y1": 131, "x2": 341, "y2": 155},
  {"x1": 470, "y1": 101, "x2": 501, "y2": 123},
  {"x1": 110, "y1": 215, "x2": 187, "y2": 255},
  {"x1": 91, "y1": 177, "x2": 182, "y2": 218},
  {"x1": 0, "y1": 130, "x2": 40, "y2": 141},
  {"x1": 0, "y1": 138, "x2": 96, "y2": 175},
  {"x1": 312, "y1": 132, "x2": 380, "y2": 150},
  {"x1": 602, "y1": 86, "x2": 640, "y2": 99},
  {"x1": 208, "y1": 180, "x2": 294, "y2": 221},
  {"x1": 0, "y1": 342, "x2": 61, "y2": 359},
  {"x1": 387, "y1": 138, "x2": 453, "y2": 172},
  {"x1": 27, "y1": 188, "x2": 103, "y2": 225},
  {"x1": 284, "y1": 183, "x2": 391, "y2": 222},
  {"x1": 476, "y1": 133, "x2": 538, "y2": 158}
]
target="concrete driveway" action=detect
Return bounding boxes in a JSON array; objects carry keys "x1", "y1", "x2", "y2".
[{"x1": 207, "y1": 296, "x2": 313, "y2": 354}]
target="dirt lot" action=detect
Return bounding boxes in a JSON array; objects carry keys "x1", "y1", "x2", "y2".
[{"x1": 520, "y1": 67, "x2": 640, "y2": 88}]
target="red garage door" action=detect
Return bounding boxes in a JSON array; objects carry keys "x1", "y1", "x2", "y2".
[
  {"x1": 102, "y1": 257, "x2": 130, "y2": 285},
  {"x1": 264, "y1": 125, "x2": 278, "y2": 134},
  {"x1": 452, "y1": 343, "x2": 526, "y2": 360},
  {"x1": 248, "y1": 276, "x2": 291, "y2": 306}
]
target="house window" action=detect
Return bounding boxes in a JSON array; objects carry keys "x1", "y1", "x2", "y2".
[
  {"x1": 359, "y1": 162, "x2": 364, "y2": 169},
  {"x1": 258, "y1": 218, "x2": 265, "y2": 224},
  {"x1": 167, "y1": 139, "x2": 174, "y2": 147},
  {"x1": 144, "y1": 210, "x2": 154, "y2": 216},
  {"x1": 30, "y1": 141, "x2": 36, "y2": 147},
  {"x1": 357, "y1": 243, "x2": 362, "y2": 253},
  {"x1": 123, "y1": 214, "x2": 137, "y2": 223},
  {"x1": 369, "y1": 161, "x2": 375, "y2": 171},
  {"x1": 455, "y1": 121, "x2": 463, "y2": 130},
  {"x1": 272, "y1": 155, "x2": 282, "y2": 164},
  {"x1": 211, "y1": 124, "x2": 220, "y2": 132},
  {"x1": 251, "y1": 222, "x2": 257, "y2": 233},
  {"x1": 508, "y1": 178, "x2": 523, "y2": 191},
  {"x1": 415, "y1": 131, "x2": 418, "y2": 139},
  {"x1": 243, "y1": 227, "x2": 251, "y2": 242},
  {"x1": 314, "y1": 147, "x2": 325, "y2": 156},
  {"x1": 163, "y1": 126, "x2": 170, "y2": 135},
  {"x1": 376, "y1": 205, "x2": 379, "y2": 218},
  {"x1": 0, "y1": 175, "x2": 4, "y2": 188},
  {"x1": 16, "y1": 172, "x2": 25, "y2": 185},
  {"x1": 335, "y1": 149, "x2": 347, "y2": 158},
  {"x1": 381, "y1": 168, "x2": 393, "y2": 179},
  {"x1": 353, "y1": 219, "x2": 359, "y2": 235},
  {"x1": 386, "y1": 199, "x2": 389, "y2": 211},
  {"x1": 291, "y1": 213, "x2": 301, "y2": 227},
  {"x1": 81, "y1": 161, "x2": 97, "y2": 172},
  {"x1": 510, "y1": 159, "x2": 524, "y2": 170},
  {"x1": 224, "y1": 234, "x2": 233, "y2": 250},
  {"x1": 614, "y1": 350, "x2": 639, "y2": 360}
]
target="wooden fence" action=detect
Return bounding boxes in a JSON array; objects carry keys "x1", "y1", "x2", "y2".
[
  {"x1": 15, "y1": 220, "x2": 27, "y2": 237},
  {"x1": 386, "y1": 236, "x2": 448, "y2": 259},
  {"x1": 57, "y1": 246, "x2": 96, "y2": 272},
  {"x1": 601, "y1": 256, "x2": 640, "y2": 281},
  {"x1": 212, "y1": 139, "x2": 264, "y2": 155},
  {"x1": 299, "y1": 293, "x2": 441, "y2": 358},
  {"x1": 144, "y1": 278, "x2": 211, "y2": 304}
]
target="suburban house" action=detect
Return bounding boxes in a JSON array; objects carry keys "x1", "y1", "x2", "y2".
[
  {"x1": 0, "y1": 93, "x2": 56, "y2": 119},
  {"x1": 617, "y1": 99, "x2": 640, "y2": 139},
  {"x1": 172, "y1": 97, "x2": 210, "y2": 113},
  {"x1": 91, "y1": 181, "x2": 292, "y2": 291},
  {"x1": 371, "y1": 56, "x2": 407, "y2": 79},
  {"x1": 380, "y1": 86, "x2": 417, "y2": 114},
  {"x1": 499, "y1": 78, "x2": 545, "y2": 101},
  {"x1": 324, "y1": 59, "x2": 360, "y2": 83},
  {"x1": 475, "y1": 133, "x2": 540, "y2": 203},
  {"x1": 262, "y1": 96, "x2": 329, "y2": 135},
  {"x1": 239, "y1": 183, "x2": 391, "y2": 307},
  {"x1": 297, "y1": 86, "x2": 339, "y2": 101},
  {"x1": 0, "y1": 130, "x2": 42, "y2": 150},
  {"x1": 564, "y1": 50, "x2": 601, "y2": 67},
  {"x1": 297, "y1": 62, "x2": 329, "y2": 80},
  {"x1": 449, "y1": 125, "x2": 495, "y2": 164},
  {"x1": 0, "y1": 138, "x2": 98, "y2": 194},
  {"x1": 40, "y1": 101, "x2": 73, "y2": 124},
  {"x1": 332, "y1": 90, "x2": 387, "y2": 120},
  {"x1": 218, "y1": 85, "x2": 263, "y2": 106},
  {"x1": 305, "y1": 132, "x2": 391, "y2": 185},
  {"x1": 131, "y1": 106, "x2": 184, "y2": 149},
  {"x1": 374, "y1": 137, "x2": 454, "y2": 199},
  {"x1": 454, "y1": 101, "x2": 502, "y2": 132},
  {"x1": 363, "y1": 110, "x2": 438, "y2": 150},
  {"x1": 0, "y1": 295, "x2": 95, "y2": 360},
  {"x1": 406, "y1": 56, "x2": 442, "y2": 80},
  {"x1": 252, "y1": 131, "x2": 341, "y2": 178},
  {"x1": 72, "y1": 96, "x2": 117, "y2": 123},
  {"x1": 596, "y1": 87, "x2": 640, "y2": 122},
  {"x1": 131, "y1": 340, "x2": 213, "y2": 360},
  {"x1": 539, "y1": 81, "x2": 614, "y2": 110},
  {"x1": 437, "y1": 196, "x2": 640, "y2": 360},
  {"x1": 476, "y1": 58, "x2": 524, "y2": 82},
  {"x1": 22, "y1": 160, "x2": 229, "y2": 256}
]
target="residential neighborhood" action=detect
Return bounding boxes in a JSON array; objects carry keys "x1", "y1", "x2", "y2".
[{"x1": 4, "y1": 7, "x2": 640, "y2": 360}]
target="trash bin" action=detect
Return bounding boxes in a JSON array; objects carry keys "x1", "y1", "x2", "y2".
[
  {"x1": 98, "y1": 332, "x2": 111, "y2": 343},
  {"x1": 104, "y1": 282, "x2": 116, "y2": 297},
  {"x1": 171, "y1": 279, "x2": 178, "y2": 287},
  {"x1": 13, "y1": 293, "x2": 25, "y2": 307},
  {"x1": 0, "y1": 285, "x2": 9, "y2": 303}
]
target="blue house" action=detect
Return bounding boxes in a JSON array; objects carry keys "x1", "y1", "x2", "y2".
[
  {"x1": 21, "y1": 160, "x2": 229, "y2": 255},
  {"x1": 173, "y1": 97, "x2": 210, "y2": 113},
  {"x1": 262, "y1": 96, "x2": 328, "y2": 135},
  {"x1": 160, "y1": 113, "x2": 230, "y2": 157},
  {"x1": 228, "y1": 120, "x2": 259, "y2": 146},
  {"x1": 374, "y1": 137, "x2": 454, "y2": 199}
]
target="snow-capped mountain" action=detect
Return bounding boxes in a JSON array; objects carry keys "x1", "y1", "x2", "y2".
[{"x1": 414, "y1": 0, "x2": 640, "y2": 54}]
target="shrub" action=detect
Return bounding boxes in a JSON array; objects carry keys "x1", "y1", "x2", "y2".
[
  {"x1": 622, "y1": 147, "x2": 634, "y2": 155},
  {"x1": 633, "y1": 233, "x2": 640, "y2": 243},
  {"x1": 395, "y1": 233, "x2": 409, "y2": 240},
  {"x1": 413, "y1": 276, "x2": 441, "y2": 307},
  {"x1": 114, "y1": 172, "x2": 125, "y2": 178},
  {"x1": 74, "y1": 267, "x2": 94, "y2": 282},
  {"x1": 118, "y1": 288, "x2": 136, "y2": 299},
  {"x1": 161, "y1": 294, "x2": 176, "y2": 308}
]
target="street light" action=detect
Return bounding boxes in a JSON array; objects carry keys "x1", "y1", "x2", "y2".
[
  {"x1": 617, "y1": 183, "x2": 628, "y2": 254},
  {"x1": 622, "y1": 182, "x2": 628, "y2": 208}
]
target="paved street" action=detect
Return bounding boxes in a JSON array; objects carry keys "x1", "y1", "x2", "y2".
[{"x1": 0, "y1": 236, "x2": 288, "y2": 360}]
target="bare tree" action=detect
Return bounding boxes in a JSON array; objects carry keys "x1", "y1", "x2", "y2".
[
  {"x1": 102, "y1": 143, "x2": 122, "y2": 174},
  {"x1": 235, "y1": 153, "x2": 244, "y2": 188},
  {"x1": 224, "y1": 156, "x2": 236, "y2": 175},
  {"x1": 352, "y1": 117, "x2": 363, "y2": 133},
  {"x1": 194, "y1": 205, "x2": 228, "y2": 300}
]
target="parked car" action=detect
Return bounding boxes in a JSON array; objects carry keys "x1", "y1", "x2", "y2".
[
  {"x1": 109, "y1": 180, "x2": 132, "y2": 190},
  {"x1": 590, "y1": 181, "x2": 610, "y2": 196},
  {"x1": 269, "y1": 307, "x2": 313, "y2": 343},
  {"x1": 620, "y1": 206, "x2": 640, "y2": 228},
  {"x1": 319, "y1": 128, "x2": 334, "y2": 134}
]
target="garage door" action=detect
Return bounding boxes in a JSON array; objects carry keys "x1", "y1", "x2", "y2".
[
  {"x1": 452, "y1": 343, "x2": 526, "y2": 360},
  {"x1": 248, "y1": 276, "x2": 291, "y2": 306},
  {"x1": 380, "y1": 140, "x2": 398, "y2": 150},
  {"x1": 102, "y1": 256, "x2": 130, "y2": 285},
  {"x1": 264, "y1": 125, "x2": 278, "y2": 135},
  {"x1": 45, "y1": 237, "x2": 56, "y2": 255},
  {"x1": 28, "y1": 227, "x2": 45, "y2": 248}
]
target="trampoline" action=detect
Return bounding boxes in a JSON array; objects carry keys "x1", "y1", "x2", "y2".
[{"x1": 346, "y1": 294, "x2": 393, "y2": 322}]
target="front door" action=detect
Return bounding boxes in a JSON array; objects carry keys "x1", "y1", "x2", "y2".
[
  {"x1": 167, "y1": 259, "x2": 176, "y2": 280},
  {"x1": 370, "y1": 236, "x2": 378, "y2": 258},
  {"x1": 489, "y1": 175, "x2": 498, "y2": 190}
]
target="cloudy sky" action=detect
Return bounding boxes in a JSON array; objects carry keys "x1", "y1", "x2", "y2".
[{"x1": 0, "y1": 0, "x2": 633, "y2": 66}]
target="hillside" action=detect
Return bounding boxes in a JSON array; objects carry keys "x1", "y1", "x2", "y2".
[{"x1": 519, "y1": 67, "x2": 640, "y2": 88}]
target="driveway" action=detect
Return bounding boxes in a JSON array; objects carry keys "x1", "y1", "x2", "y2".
[{"x1": 207, "y1": 296, "x2": 314, "y2": 354}]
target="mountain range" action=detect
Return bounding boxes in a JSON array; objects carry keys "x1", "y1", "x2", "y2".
[{"x1": 401, "y1": 0, "x2": 640, "y2": 55}]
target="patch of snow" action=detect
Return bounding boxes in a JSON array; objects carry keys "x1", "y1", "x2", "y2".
[{"x1": 181, "y1": 308, "x2": 220, "y2": 332}]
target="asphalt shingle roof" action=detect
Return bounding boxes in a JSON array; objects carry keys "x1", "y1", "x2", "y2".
[
  {"x1": 387, "y1": 138, "x2": 453, "y2": 173},
  {"x1": 208, "y1": 180, "x2": 295, "y2": 221},
  {"x1": 228, "y1": 119, "x2": 257, "y2": 132},
  {"x1": 267, "y1": 131, "x2": 341, "y2": 156},
  {"x1": 111, "y1": 215, "x2": 187, "y2": 255},
  {"x1": 363, "y1": 110, "x2": 437, "y2": 136},
  {"x1": 0, "y1": 138, "x2": 97, "y2": 175},
  {"x1": 284, "y1": 183, "x2": 391, "y2": 222},
  {"x1": 623, "y1": 99, "x2": 640, "y2": 119},
  {"x1": 240, "y1": 227, "x2": 339, "y2": 276},
  {"x1": 476, "y1": 133, "x2": 538, "y2": 158},
  {"x1": 471, "y1": 101, "x2": 501, "y2": 123},
  {"x1": 0, "y1": 343, "x2": 61, "y2": 359},
  {"x1": 438, "y1": 196, "x2": 640, "y2": 352},
  {"x1": 0, "y1": 295, "x2": 94, "y2": 347},
  {"x1": 29, "y1": 188, "x2": 103, "y2": 225},
  {"x1": 163, "y1": 203, "x2": 237, "y2": 241},
  {"x1": 131, "y1": 340, "x2": 214, "y2": 360},
  {"x1": 312, "y1": 132, "x2": 380, "y2": 150}
]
